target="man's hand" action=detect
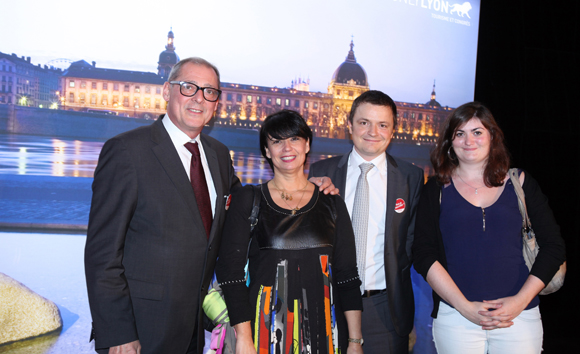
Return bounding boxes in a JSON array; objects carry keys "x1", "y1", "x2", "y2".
[
  {"x1": 309, "y1": 176, "x2": 339, "y2": 195},
  {"x1": 109, "y1": 340, "x2": 141, "y2": 354}
]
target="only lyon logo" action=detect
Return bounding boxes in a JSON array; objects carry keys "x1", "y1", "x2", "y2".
[
  {"x1": 394, "y1": 0, "x2": 475, "y2": 25},
  {"x1": 450, "y1": 2, "x2": 472, "y2": 18}
]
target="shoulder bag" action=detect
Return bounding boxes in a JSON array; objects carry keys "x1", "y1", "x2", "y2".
[{"x1": 508, "y1": 168, "x2": 566, "y2": 295}]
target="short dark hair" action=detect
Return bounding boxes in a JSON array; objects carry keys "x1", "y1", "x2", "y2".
[
  {"x1": 431, "y1": 101, "x2": 510, "y2": 187},
  {"x1": 259, "y1": 110, "x2": 313, "y2": 170},
  {"x1": 167, "y1": 57, "x2": 221, "y2": 89},
  {"x1": 348, "y1": 90, "x2": 397, "y2": 126}
]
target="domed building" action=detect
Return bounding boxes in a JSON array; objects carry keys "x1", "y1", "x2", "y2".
[
  {"x1": 157, "y1": 29, "x2": 180, "y2": 79},
  {"x1": 327, "y1": 40, "x2": 370, "y2": 138},
  {"x1": 52, "y1": 31, "x2": 450, "y2": 143},
  {"x1": 329, "y1": 40, "x2": 368, "y2": 89},
  {"x1": 425, "y1": 80, "x2": 441, "y2": 107}
]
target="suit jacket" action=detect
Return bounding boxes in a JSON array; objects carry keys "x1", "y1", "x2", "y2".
[
  {"x1": 308, "y1": 151, "x2": 423, "y2": 337},
  {"x1": 85, "y1": 117, "x2": 240, "y2": 353}
]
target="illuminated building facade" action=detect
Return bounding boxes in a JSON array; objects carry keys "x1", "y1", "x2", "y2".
[
  {"x1": 215, "y1": 83, "x2": 335, "y2": 136},
  {"x1": 0, "y1": 52, "x2": 61, "y2": 108},
  {"x1": 214, "y1": 41, "x2": 452, "y2": 143},
  {"x1": 58, "y1": 30, "x2": 178, "y2": 118},
  {"x1": 3, "y1": 30, "x2": 452, "y2": 142},
  {"x1": 60, "y1": 60, "x2": 166, "y2": 119}
]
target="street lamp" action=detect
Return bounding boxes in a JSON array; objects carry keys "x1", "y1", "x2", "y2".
[{"x1": 55, "y1": 90, "x2": 66, "y2": 110}]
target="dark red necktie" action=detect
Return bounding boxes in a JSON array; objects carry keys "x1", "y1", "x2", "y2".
[{"x1": 185, "y1": 142, "x2": 212, "y2": 239}]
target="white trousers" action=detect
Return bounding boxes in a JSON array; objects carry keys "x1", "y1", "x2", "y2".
[{"x1": 432, "y1": 302, "x2": 543, "y2": 354}]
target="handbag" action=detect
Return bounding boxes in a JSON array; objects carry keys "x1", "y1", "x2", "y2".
[
  {"x1": 508, "y1": 168, "x2": 566, "y2": 295},
  {"x1": 203, "y1": 283, "x2": 236, "y2": 354}
]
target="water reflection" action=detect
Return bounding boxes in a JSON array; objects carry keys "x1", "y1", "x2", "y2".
[
  {"x1": 0, "y1": 135, "x2": 102, "y2": 178},
  {"x1": 0, "y1": 134, "x2": 430, "y2": 183},
  {"x1": 0, "y1": 134, "x2": 330, "y2": 184}
]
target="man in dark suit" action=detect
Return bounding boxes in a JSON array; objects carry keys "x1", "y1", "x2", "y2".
[
  {"x1": 309, "y1": 90, "x2": 424, "y2": 354},
  {"x1": 85, "y1": 57, "x2": 240, "y2": 354}
]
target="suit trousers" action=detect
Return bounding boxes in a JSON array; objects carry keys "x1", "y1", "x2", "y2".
[
  {"x1": 362, "y1": 291, "x2": 409, "y2": 354},
  {"x1": 432, "y1": 302, "x2": 543, "y2": 354}
]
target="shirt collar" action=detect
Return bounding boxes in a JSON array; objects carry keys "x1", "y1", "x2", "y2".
[
  {"x1": 162, "y1": 114, "x2": 200, "y2": 146},
  {"x1": 349, "y1": 148, "x2": 387, "y2": 174}
]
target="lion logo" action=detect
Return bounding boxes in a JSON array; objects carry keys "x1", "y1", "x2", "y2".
[{"x1": 450, "y1": 2, "x2": 472, "y2": 18}]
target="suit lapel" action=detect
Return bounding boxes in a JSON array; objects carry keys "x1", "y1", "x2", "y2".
[
  {"x1": 200, "y1": 134, "x2": 223, "y2": 243},
  {"x1": 385, "y1": 153, "x2": 401, "y2": 251},
  {"x1": 334, "y1": 153, "x2": 350, "y2": 194},
  {"x1": 150, "y1": 119, "x2": 206, "y2": 236}
]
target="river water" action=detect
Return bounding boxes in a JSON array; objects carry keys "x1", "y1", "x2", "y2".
[
  {"x1": 0, "y1": 133, "x2": 333, "y2": 183},
  {"x1": 0, "y1": 132, "x2": 433, "y2": 182}
]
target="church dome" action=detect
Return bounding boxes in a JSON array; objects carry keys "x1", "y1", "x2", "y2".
[
  {"x1": 331, "y1": 40, "x2": 368, "y2": 87},
  {"x1": 426, "y1": 81, "x2": 441, "y2": 107},
  {"x1": 158, "y1": 50, "x2": 179, "y2": 65},
  {"x1": 158, "y1": 28, "x2": 179, "y2": 78},
  {"x1": 158, "y1": 28, "x2": 179, "y2": 65}
]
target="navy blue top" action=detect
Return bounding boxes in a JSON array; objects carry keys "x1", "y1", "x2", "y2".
[{"x1": 439, "y1": 179, "x2": 539, "y2": 310}]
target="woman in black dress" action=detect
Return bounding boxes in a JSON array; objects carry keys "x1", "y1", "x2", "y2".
[{"x1": 216, "y1": 110, "x2": 363, "y2": 354}]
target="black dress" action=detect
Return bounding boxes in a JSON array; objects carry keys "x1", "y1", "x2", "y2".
[{"x1": 216, "y1": 183, "x2": 362, "y2": 354}]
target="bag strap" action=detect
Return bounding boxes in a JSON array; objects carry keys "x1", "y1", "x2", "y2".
[
  {"x1": 243, "y1": 185, "x2": 261, "y2": 283},
  {"x1": 248, "y1": 184, "x2": 261, "y2": 231},
  {"x1": 508, "y1": 168, "x2": 533, "y2": 239}
]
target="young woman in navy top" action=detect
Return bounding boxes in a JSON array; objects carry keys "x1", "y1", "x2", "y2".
[{"x1": 413, "y1": 102, "x2": 565, "y2": 354}]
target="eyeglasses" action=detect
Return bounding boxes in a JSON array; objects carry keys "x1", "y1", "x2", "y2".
[{"x1": 169, "y1": 81, "x2": 222, "y2": 102}]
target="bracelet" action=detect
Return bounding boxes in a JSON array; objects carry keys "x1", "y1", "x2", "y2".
[{"x1": 348, "y1": 338, "x2": 364, "y2": 345}]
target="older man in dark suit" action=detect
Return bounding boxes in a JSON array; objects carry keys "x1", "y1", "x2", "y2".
[
  {"x1": 309, "y1": 90, "x2": 424, "y2": 354},
  {"x1": 85, "y1": 57, "x2": 240, "y2": 354}
]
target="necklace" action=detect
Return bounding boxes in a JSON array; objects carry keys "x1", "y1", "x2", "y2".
[
  {"x1": 271, "y1": 180, "x2": 309, "y2": 215},
  {"x1": 262, "y1": 184, "x2": 319, "y2": 217},
  {"x1": 456, "y1": 173, "x2": 484, "y2": 194}
]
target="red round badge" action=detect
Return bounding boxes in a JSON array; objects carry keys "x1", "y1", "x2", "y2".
[{"x1": 395, "y1": 198, "x2": 405, "y2": 214}]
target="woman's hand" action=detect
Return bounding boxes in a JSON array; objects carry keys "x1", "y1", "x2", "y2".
[
  {"x1": 425, "y1": 262, "x2": 514, "y2": 329},
  {"x1": 478, "y1": 275, "x2": 545, "y2": 330},
  {"x1": 235, "y1": 334, "x2": 257, "y2": 354},
  {"x1": 456, "y1": 301, "x2": 509, "y2": 329},
  {"x1": 478, "y1": 296, "x2": 526, "y2": 329},
  {"x1": 234, "y1": 321, "x2": 257, "y2": 354},
  {"x1": 344, "y1": 310, "x2": 363, "y2": 354},
  {"x1": 347, "y1": 342, "x2": 364, "y2": 354},
  {"x1": 426, "y1": 262, "x2": 506, "y2": 329}
]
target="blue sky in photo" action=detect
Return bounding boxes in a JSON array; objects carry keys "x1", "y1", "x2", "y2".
[{"x1": 1, "y1": 0, "x2": 480, "y2": 107}]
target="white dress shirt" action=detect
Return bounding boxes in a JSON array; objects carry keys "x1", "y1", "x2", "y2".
[
  {"x1": 162, "y1": 114, "x2": 217, "y2": 217},
  {"x1": 344, "y1": 148, "x2": 387, "y2": 292}
]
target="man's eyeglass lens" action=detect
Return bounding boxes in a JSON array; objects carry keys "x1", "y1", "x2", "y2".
[{"x1": 170, "y1": 81, "x2": 221, "y2": 102}]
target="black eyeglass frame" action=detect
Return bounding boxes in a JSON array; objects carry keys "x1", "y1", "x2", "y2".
[{"x1": 168, "y1": 81, "x2": 222, "y2": 102}]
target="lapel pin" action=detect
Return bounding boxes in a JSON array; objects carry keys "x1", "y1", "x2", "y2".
[
  {"x1": 225, "y1": 194, "x2": 232, "y2": 210},
  {"x1": 395, "y1": 198, "x2": 406, "y2": 213}
]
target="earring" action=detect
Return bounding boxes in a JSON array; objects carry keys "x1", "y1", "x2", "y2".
[{"x1": 447, "y1": 147, "x2": 457, "y2": 161}]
